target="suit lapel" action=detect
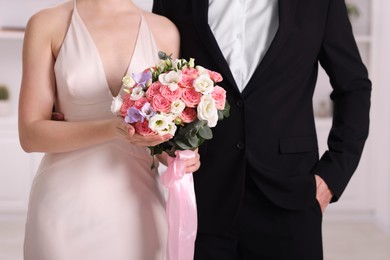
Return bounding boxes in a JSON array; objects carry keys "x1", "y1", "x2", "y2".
[
  {"x1": 242, "y1": 0, "x2": 297, "y2": 96},
  {"x1": 191, "y1": 0, "x2": 241, "y2": 95},
  {"x1": 190, "y1": 0, "x2": 297, "y2": 96}
]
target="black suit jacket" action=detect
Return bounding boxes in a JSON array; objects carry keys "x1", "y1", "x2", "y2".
[{"x1": 153, "y1": 0, "x2": 371, "y2": 233}]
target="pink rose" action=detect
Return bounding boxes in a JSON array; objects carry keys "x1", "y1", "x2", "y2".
[
  {"x1": 182, "y1": 67, "x2": 199, "y2": 79},
  {"x1": 146, "y1": 82, "x2": 162, "y2": 101},
  {"x1": 207, "y1": 70, "x2": 223, "y2": 83},
  {"x1": 179, "y1": 67, "x2": 199, "y2": 88},
  {"x1": 120, "y1": 94, "x2": 135, "y2": 117},
  {"x1": 134, "y1": 120, "x2": 156, "y2": 136},
  {"x1": 181, "y1": 88, "x2": 202, "y2": 108},
  {"x1": 134, "y1": 97, "x2": 149, "y2": 109},
  {"x1": 179, "y1": 75, "x2": 195, "y2": 89},
  {"x1": 151, "y1": 94, "x2": 172, "y2": 113},
  {"x1": 180, "y1": 107, "x2": 197, "y2": 123},
  {"x1": 160, "y1": 85, "x2": 183, "y2": 102},
  {"x1": 211, "y1": 86, "x2": 227, "y2": 110}
]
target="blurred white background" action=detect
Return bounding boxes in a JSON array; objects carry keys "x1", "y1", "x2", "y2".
[{"x1": 0, "y1": 0, "x2": 389, "y2": 259}]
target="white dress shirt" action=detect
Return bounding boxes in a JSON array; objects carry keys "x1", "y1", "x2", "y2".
[{"x1": 208, "y1": 0, "x2": 279, "y2": 92}]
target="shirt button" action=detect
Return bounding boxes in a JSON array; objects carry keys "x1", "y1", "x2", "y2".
[
  {"x1": 236, "y1": 142, "x2": 245, "y2": 150},
  {"x1": 236, "y1": 100, "x2": 244, "y2": 108},
  {"x1": 236, "y1": 33, "x2": 242, "y2": 39}
]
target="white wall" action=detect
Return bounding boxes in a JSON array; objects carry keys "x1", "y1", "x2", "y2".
[
  {"x1": 0, "y1": 0, "x2": 152, "y2": 29},
  {"x1": 370, "y1": 0, "x2": 390, "y2": 232}
]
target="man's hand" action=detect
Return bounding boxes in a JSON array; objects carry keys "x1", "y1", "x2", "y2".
[
  {"x1": 156, "y1": 149, "x2": 201, "y2": 173},
  {"x1": 183, "y1": 149, "x2": 201, "y2": 173},
  {"x1": 315, "y1": 175, "x2": 333, "y2": 213}
]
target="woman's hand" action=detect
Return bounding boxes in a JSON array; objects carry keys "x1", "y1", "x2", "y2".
[{"x1": 111, "y1": 117, "x2": 172, "y2": 147}]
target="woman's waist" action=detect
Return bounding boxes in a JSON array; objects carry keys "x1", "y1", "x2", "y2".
[{"x1": 36, "y1": 141, "x2": 155, "y2": 175}]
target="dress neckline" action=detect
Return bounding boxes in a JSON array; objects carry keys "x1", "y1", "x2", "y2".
[{"x1": 73, "y1": 0, "x2": 143, "y2": 97}]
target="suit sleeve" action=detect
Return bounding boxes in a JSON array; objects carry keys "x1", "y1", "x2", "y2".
[{"x1": 315, "y1": 0, "x2": 372, "y2": 201}]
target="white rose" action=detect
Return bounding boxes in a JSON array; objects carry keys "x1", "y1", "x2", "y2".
[
  {"x1": 149, "y1": 114, "x2": 170, "y2": 133},
  {"x1": 111, "y1": 95, "x2": 123, "y2": 116},
  {"x1": 197, "y1": 94, "x2": 218, "y2": 127},
  {"x1": 159, "y1": 70, "x2": 182, "y2": 91},
  {"x1": 170, "y1": 100, "x2": 186, "y2": 115},
  {"x1": 193, "y1": 74, "x2": 214, "y2": 94},
  {"x1": 195, "y1": 65, "x2": 208, "y2": 75},
  {"x1": 130, "y1": 86, "x2": 145, "y2": 101},
  {"x1": 149, "y1": 114, "x2": 177, "y2": 136},
  {"x1": 158, "y1": 122, "x2": 177, "y2": 136}
]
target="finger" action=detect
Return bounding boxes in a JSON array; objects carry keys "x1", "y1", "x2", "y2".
[
  {"x1": 127, "y1": 125, "x2": 135, "y2": 136},
  {"x1": 185, "y1": 153, "x2": 200, "y2": 166},
  {"x1": 162, "y1": 134, "x2": 173, "y2": 140},
  {"x1": 133, "y1": 140, "x2": 166, "y2": 147},
  {"x1": 130, "y1": 133, "x2": 171, "y2": 144},
  {"x1": 131, "y1": 136, "x2": 166, "y2": 145},
  {"x1": 186, "y1": 165, "x2": 199, "y2": 173},
  {"x1": 186, "y1": 160, "x2": 201, "y2": 173},
  {"x1": 185, "y1": 159, "x2": 197, "y2": 168}
]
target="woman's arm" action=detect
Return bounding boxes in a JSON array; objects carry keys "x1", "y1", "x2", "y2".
[{"x1": 18, "y1": 9, "x2": 170, "y2": 154}]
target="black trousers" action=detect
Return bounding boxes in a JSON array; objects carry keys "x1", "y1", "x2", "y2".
[{"x1": 194, "y1": 172, "x2": 323, "y2": 260}]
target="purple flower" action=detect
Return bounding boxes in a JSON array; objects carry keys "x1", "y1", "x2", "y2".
[
  {"x1": 132, "y1": 71, "x2": 152, "y2": 88},
  {"x1": 141, "y1": 102, "x2": 156, "y2": 120},
  {"x1": 125, "y1": 107, "x2": 145, "y2": 124}
]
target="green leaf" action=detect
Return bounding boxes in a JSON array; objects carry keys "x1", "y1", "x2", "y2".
[
  {"x1": 217, "y1": 110, "x2": 224, "y2": 121},
  {"x1": 175, "y1": 139, "x2": 193, "y2": 150},
  {"x1": 198, "y1": 126, "x2": 213, "y2": 139},
  {"x1": 222, "y1": 101, "x2": 231, "y2": 118},
  {"x1": 187, "y1": 135, "x2": 199, "y2": 148},
  {"x1": 197, "y1": 138, "x2": 206, "y2": 147},
  {"x1": 158, "y1": 51, "x2": 173, "y2": 60},
  {"x1": 346, "y1": 3, "x2": 360, "y2": 18},
  {"x1": 149, "y1": 145, "x2": 164, "y2": 156},
  {"x1": 176, "y1": 119, "x2": 205, "y2": 138}
]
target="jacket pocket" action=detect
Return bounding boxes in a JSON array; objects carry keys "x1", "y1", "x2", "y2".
[{"x1": 279, "y1": 135, "x2": 318, "y2": 154}]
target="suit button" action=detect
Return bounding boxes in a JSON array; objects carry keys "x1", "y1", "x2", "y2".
[
  {"x1": 236, "y1": 100, "x2": 244, "y2": 108},
  {"x1": 236, "y1": 142, "x2": 245, "y2": 150}
]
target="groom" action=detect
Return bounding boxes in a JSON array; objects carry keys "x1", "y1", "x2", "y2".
[{"x1": 153, "y1": 0, "x2": 371, "y2": 259}]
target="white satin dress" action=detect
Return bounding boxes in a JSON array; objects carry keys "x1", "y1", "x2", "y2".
[{"x1": 24, "y1": 2, "x2": 167, "y2": 260}]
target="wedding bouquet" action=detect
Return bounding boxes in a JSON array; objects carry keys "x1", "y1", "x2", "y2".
[
  {"x1": 111, "y1": 51, "x2": 230, "y2": 158},
  {"x1": 111, "y1": 51, "x2": 229, "y2": 260}
]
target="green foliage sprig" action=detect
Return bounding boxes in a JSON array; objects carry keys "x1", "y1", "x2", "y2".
[
  {"x1": 346, "y1": 3, "x2": 360, "y2": 18},
  {"x1": 0, "y1": 85, "x2": 9, "y2": 100}
]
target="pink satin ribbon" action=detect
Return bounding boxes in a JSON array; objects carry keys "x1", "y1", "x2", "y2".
[{"x1": 161, "y1": 150, "x2": 197, "y2": 260}]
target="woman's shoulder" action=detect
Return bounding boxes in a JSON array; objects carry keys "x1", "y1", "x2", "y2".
[
  {"x1": 143, "y1": 12, "x2": 177, "y2": 30},
  {"x1": 143, "y1": 12, "x2": 180, "y2": 58},
  {"x1": 26, "y1": 1, "x2": 72, "y2": 39}
]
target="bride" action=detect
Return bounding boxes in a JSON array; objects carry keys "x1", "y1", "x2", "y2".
[{"x1": 18, "y1": 0, "x2": 200, "y2": 259}]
